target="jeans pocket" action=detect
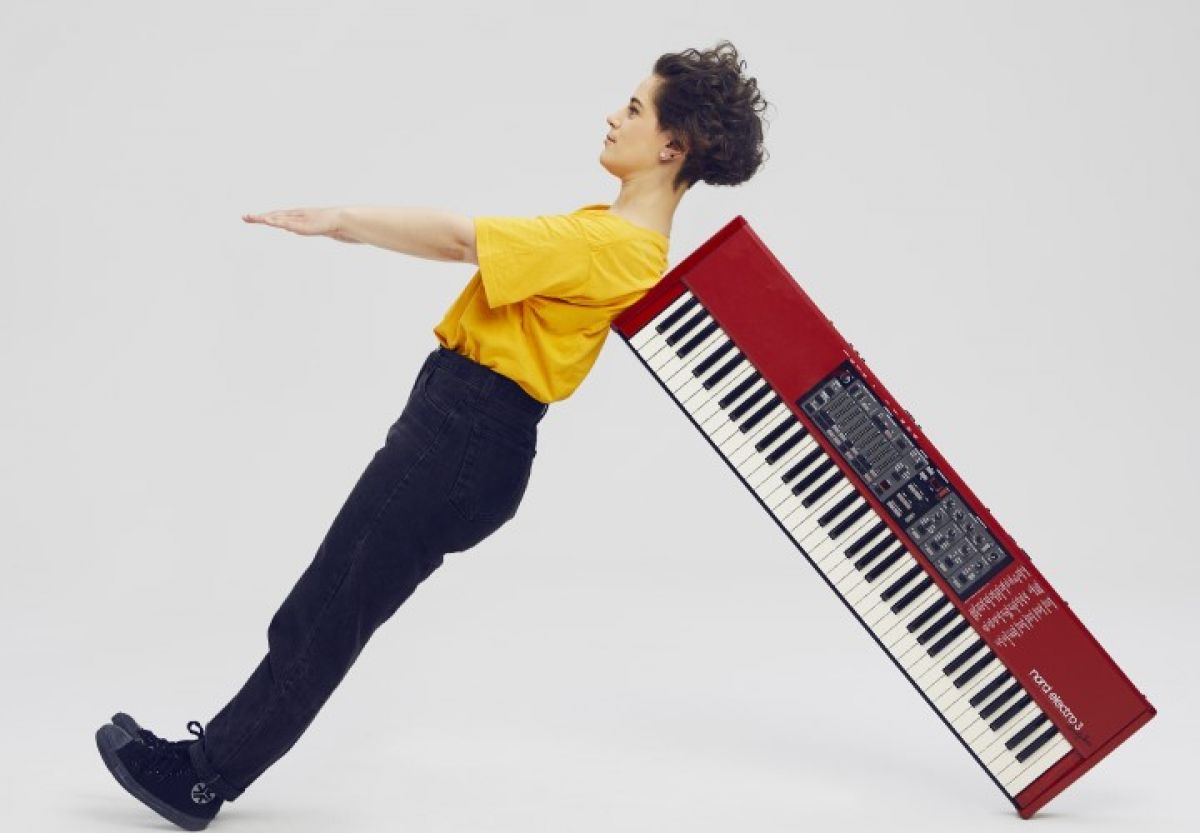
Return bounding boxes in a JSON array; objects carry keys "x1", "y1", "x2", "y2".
[
  {"x1": 420, "y1": 364, "x2": 452, "y2": 419},
  {"x1": 448, "y1": 416, "x2": 533, "y2": 524}
]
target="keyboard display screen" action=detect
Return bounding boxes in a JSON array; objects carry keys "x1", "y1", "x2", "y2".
[{"x1": 798, "y1": 363, "x2": 1012, "y2": 599}]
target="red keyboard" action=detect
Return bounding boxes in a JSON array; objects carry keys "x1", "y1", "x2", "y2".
[{"x1": 610, "y1": 215, "x2": 1155, "y2": 818}]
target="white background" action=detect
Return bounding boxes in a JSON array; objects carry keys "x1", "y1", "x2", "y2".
[{"x1": 1, "y1": 1, "x2": 1195, "y2": 830}]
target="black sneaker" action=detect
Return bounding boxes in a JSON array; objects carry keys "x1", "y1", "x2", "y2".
[
  {"x1": 95, "y1": 719, "x2": 224, "y2": 831},
  {"x1": 110, "y1": 711, "x2": 171, "y2": 749}
]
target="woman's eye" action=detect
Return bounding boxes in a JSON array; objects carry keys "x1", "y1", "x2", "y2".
[{"x1": 628, "y1": 106, "x2": 637, "y2": 116}]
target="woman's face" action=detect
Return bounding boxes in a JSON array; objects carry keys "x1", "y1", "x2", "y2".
[{"x1": 599, "y1": 74, "x2": 675, "y2": 178}]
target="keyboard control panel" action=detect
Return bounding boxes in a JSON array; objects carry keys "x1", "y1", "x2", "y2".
[{"x1": 799, "y1": 363, "x2": 1013, "y2": 599}]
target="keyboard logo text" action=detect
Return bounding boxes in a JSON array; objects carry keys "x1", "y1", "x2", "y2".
[{"x1": 1028, "y1": 668, "x2": 1084, "y2": 733}]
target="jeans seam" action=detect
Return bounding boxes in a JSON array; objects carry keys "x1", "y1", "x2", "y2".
[
  {"x1": 420, "y1": 364, "x2": 452, "y2": 420},
  {"x1": 447, "y1": 418, "x2": 483, "y2": 522}
]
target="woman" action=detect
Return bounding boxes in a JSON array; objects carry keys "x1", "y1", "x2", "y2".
[{"x1": 95, "y1": 39, "x2": 770, "y2": 830}]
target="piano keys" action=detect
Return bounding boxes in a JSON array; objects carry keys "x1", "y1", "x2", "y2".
[{"x1": 610, "y1": 217, "x2": 1155, "y2": 818}]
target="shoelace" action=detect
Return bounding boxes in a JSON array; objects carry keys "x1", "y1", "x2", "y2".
[
  {"x1": 134, "y1": 719, "x2": 202, "y2": 751},
  {"x1": 138, "y1": 720, "x2": 206, "y2": 781}
]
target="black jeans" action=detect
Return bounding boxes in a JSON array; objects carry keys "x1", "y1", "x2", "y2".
[{"x1": 189, "y1": 345, "x2": 549, "y2": 800}]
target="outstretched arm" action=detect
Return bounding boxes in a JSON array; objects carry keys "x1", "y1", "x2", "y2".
[
  {"x1": 242, "y1": 205, "x2": 477, "y2": 264},
  {"x1": 338, "y1": 206, "x2": 476, "y2": 263}
]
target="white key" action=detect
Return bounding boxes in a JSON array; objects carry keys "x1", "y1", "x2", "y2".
[
  {"x1": 1004, "y1": 734, "x2": 1072, "y2": 796},
  {"x1": 630, "y1": 292, "x2": 696, "y2": 351},
  {"x1": 632, "y1": 311, "x2": 1074, "y2": 801}
]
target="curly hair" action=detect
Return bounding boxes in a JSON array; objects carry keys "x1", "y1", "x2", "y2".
[{"x1": 651, "y1": 39, "x2": 772, "y2": 192}]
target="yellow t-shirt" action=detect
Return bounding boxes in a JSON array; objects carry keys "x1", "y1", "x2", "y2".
[{"x1": 432, "y1": 202, "x2": 670, "y2": 404}]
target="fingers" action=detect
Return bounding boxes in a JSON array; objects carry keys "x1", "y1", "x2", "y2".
[
  {"x1": 243, "y1": 212, "x2": 285, "y2": 227},
  {"x1": 242, "y1": 208, "x2": 329, "y2": 236},
  {"x1": 243, "y1": 210, "x2": 304, "y2": 223}
]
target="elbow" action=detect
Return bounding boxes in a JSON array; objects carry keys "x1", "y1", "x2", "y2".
[{"x1": 454, "y1": 215, "x2": 478, "y2": 265}]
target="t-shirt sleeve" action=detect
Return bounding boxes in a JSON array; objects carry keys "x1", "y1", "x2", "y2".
[{"x1": 473, "y1": 213, "x2": 593, "y2": 308}]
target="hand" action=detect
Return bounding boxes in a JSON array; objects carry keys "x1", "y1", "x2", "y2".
[{"x1": 242, "y1": 206, "x2": 359, "y2": 243}]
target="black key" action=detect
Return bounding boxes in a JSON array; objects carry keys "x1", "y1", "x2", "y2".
[
  {"x1": 694, "y1": 338, "x2": 734, "y2": 376},
  {"x1": 666, "y1": 309, "x2": 708, "y2": 345},
  {"x1": 854, "y1": 534, "x2": 896, "y2": 570},
  {"x1": 801, "y1": 470, "x2": 844, "y2": 507},
  {"x1": 730, "y1": 381, "x2": 771, "y2": 420},
  {"x1": 1015, "y1": 725, "x2": 1059, "y2": 764},
  {"x1": 1006, "y1": 713, "x2": 1050, "y2": 751},
  {"x1": 782, "y1": 447, "x2": 824, "y2": 483},
  {"x1": 852, "y1": 523, "x2": 891, "y2": 560},
  {"x1": 792, "y1": 458, "x2": 834, "y2": 494},
  {"x1": 891, "y1": 576, "x2": 933, "y2": 613},
  {"x1": 756, "y1": 415, "x2": 796, "y2": 452},
  {"x1": 908, "y1": 596, "x2": 952, "y2": 633},
  {"x1": 678, "y1": 320, "x2": 718, "y2": 358},
  {"x1": 704, "y1": 353, "x2": 744, "y2": 388},
  {"x1": 830, "y1": 502, "x2": 871, "y2": 540},
  {"x1": 741, "y1": 397, "x2": 779, "y2": 433},
  {"x1": 953, "y1": 652, "x2": 995, "y2": 688},
  {"x1": 859, "y1": 532, "x2": 897, "y2": 571},
  {"x1": 928, "y1": 619, "x2": 969, "y2": 657},
  {"x1": 818, "y1": 492, "x2": 860, "y2": 528},
  {"x1": 873, "y1": 530, "x2": 900, "y2": 551},
  {"x1": 765, "y1": 427, "x2": 807, "y2": 466},
  {"x1": 655, "y1": 296, "x2": 699, "y2": 334},
  {"x1": 978, "y1": 680, "x2": 1022, "y2": 719},
  {"x1": 916, "y1": 609, "x2": 958, "y2": 645},
  {"x1": 719, "y1": 372, "x2": 761, "y2": 409},
  {"x1": 864, "y1": 545, "x2": 905, "y2": 582},
  {"x1": 969, "y1": 673, "x2": 1010, "y2": 708},
  {"x1": 881, "y1": 564, "x2": 923, "y2": 601},
  {"x1": 990, "y1": 693, "x2": 1032, "y2": 732},
  {"x1": 943, "y1": 639, "x2": 986, "y2": 676}
]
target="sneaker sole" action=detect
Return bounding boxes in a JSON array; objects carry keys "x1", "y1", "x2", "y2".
[{"x1": 95, "y1": 723, "x2": 215, "y2": 831}]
